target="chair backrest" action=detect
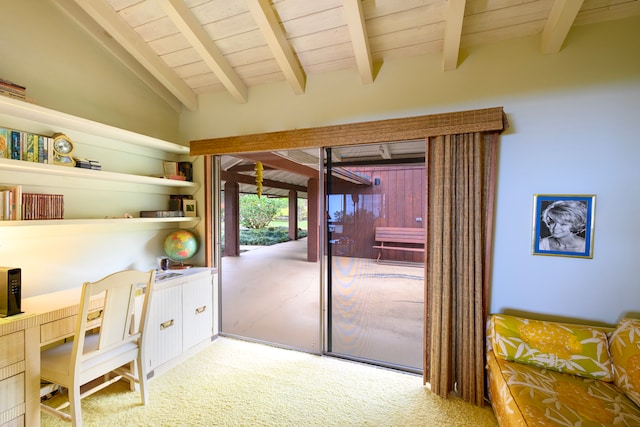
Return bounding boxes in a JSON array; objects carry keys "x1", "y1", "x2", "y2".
[{"x1": 70, "y1": 270, "x2": 156, "y2": 368}]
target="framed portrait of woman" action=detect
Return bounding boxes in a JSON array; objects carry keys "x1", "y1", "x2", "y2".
[{"x1": 532, "y1": 194, "x2": 596, "y2": 258}]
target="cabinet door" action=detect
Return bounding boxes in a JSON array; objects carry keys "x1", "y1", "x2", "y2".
[
  {"x1": 146, "y1": 285, "x2": 182, "y2": 371},
  {"x1": 182, "y1": 276, "x2": 213, "y2": 351}
]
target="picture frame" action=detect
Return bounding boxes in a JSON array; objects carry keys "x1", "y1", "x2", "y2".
[
  {"x1": 532, "y1": 194, "x2": 596, "y2": 258},
  {"x1": 183, "y1": 199, "x2": 196, "y2": 217}
]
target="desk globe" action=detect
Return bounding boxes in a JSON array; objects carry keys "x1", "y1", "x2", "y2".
[{"x1": 163, "y1": 229, "x2": 199, "y2": 269}]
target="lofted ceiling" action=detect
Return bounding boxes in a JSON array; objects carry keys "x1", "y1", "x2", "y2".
[{"x1": 55, "y1": 0, "x2": 640, "y2": 112}]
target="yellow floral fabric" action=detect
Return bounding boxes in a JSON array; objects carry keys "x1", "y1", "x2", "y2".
[
  {"x1": 609, "y1": 318, "x2": 640, "y2": 407},
  {"x1": 488, "y1": 314, "x2": 613, "y2": 381},
  {"x1": 487, "y1": 350, "x2": 640, "y2": 426}
]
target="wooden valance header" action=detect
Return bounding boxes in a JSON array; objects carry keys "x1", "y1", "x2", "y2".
[{"x1": 190, "y1": 106, "x2": 507, "y2": 156}]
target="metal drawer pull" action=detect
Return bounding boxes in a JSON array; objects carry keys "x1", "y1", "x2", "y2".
[
  {"x1": 195, "y1": 306, "x2": 207, "y2": 315},
  {"x1": 87, "y1": 310, "x2": 103, "y2": 322},
  {"x1": 160, "y1": 319, "x2": 174, "y2": 330}
]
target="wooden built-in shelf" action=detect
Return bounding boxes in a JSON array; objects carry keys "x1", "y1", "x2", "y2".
[
  {"x1": 0, "y1": 157, "x2": 197, "y2": 193},
  {"x1": 0, "y1": 96, "x2": 189, "y2": 154}
]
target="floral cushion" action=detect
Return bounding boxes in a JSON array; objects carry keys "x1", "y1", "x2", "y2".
[
  {"x1": 487, "y1": 351, "x2": 640, "y2": 426},
  {"x1": 609, "y1": 318, "x2": 640, "y2": 406},
  {"x1": 489, "y1": 314, "x2": 613, "y2": 381}
]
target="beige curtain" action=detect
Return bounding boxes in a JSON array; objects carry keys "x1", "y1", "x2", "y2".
[{"x1": 424, "y1": 132, "x2": 499, "y2": 406}]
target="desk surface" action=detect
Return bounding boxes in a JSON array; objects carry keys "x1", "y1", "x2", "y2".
[{"x1": 22, "y1": 267, "x2": 215, "y2": 319}]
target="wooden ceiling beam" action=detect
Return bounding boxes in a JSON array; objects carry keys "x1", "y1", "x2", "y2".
[
  {"x1": 70, "y1": 0, "x2": 198, "y2": 111},
  {"x1": 541, "y1": 0, "x2": 585, "y2": 54},
  {"x1": 237, "y1": 152, "x2": 319, "y2": 178},
  {"x1": 229, "y1": 164, "x2": 275, "y2": 172},
  {"x1": 246, "y1": 0, "x2": 306, "y2": 95},
  {"x1": 342, "y1": 0, "x2": 375, "y2": 84},
  {"x1": 442, "y1": 0, "x2": 467, "y2": 71},
  {"x1": 160, "y1": 0, "x2": 248, "y2": 103},
  {"x1": 221, "y1": 170, "x2": 307, "y2": 193}
]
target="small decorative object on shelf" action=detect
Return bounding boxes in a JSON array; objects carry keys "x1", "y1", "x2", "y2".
[
  {"x1": 162, "y1": 161, "x2": 192, "y2": 181},
  {"x1": 183, "y1": 199, "x2": 196, "y2": 217},
  {"x1": 74, "y1": 157, "x2": 102, "y2": 170},
  {"x1": 52, "y1": 133, "x2": 76, "y2": 167},
  {"x1": 168, "y1": 194, "x2": 193, "y2": 211},
  {"x1": 178, "y1": 161, "x2": 193, "y2": 181}
]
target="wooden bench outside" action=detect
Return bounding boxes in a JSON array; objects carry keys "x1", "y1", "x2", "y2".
[{"x1": 372, "y1": 226, "x2": 425, "y2": 262}]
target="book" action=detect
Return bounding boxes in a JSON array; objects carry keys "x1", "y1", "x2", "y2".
[
  {"x1": 24, "y1": 133, "x2": 37, "y2": 162},
  {"x1": 47, "y1": 137, "x2": 54, "y2": 163},
  {"x1": 163, "y1": 161, "x2": 179, "y2": 176},
  {"x1": 178, "y1": 161, "x2": 193, "y2": 181},
  {"x1": 0, "y1": 190, "x2": 8, "y2": 220},
  {"x1": 169, "y1": 194, "x2": 193, "y2": 210},
  {"x1": 0, "y1": 78, "x2": 26, "y2": 92},
  {"x1": 38, "y1": 135, "x2": 46, "y2": 163},
  {"x1": 140, "y1": 210, "x2": 184, "y2": 218},
  {"x1": 0, "y1": 128, "x2": 8, "y2": 158},
  {"x1": 0, "y1": 186, "x2": 22, "y2": 221},
  {"x1": 0, "y1": 88, "x2": 34, "y2": 103},
  {"x1": 10, "y1": 130, "x2": 21, "y2": 160}
]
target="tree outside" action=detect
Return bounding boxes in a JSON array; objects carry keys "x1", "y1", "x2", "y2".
[{"x1": 236, "y1": 195, "x2": 307, "y2": 247}]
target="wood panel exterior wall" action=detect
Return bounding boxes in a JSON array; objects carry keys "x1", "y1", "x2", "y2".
[{"x1": 329, "y1": 164, "x2": 425, "y2": 262}]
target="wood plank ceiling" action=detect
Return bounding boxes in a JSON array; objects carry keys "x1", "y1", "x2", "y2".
[{"x1": 55, "y1": 0, "x2": 640, "y2": 112}]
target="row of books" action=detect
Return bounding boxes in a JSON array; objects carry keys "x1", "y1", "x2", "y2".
[
  {"x1": 22, "y1": 193, "x2": 64, "y2": 220},
  {"x1": 0, "y1": 186, "x2": 64, "y2": 220},
  {"x1": 0, "y1": 78, "x2": 34, "y2": 103},
  {"x1": 139, "y1": 194, "x2": 195, "y2": 218},
  {"x1": 0, "y1": 127, "x2": 56, "y2": 163}
]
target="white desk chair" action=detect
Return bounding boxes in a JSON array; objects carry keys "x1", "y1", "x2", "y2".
[{"x1": 40, "y1": 269, "x2": 156, "y2": 426}]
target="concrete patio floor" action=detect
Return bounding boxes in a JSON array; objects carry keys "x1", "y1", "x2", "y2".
[{"x1": 219, "y1": 238, "x2": 424, "y2": 370}]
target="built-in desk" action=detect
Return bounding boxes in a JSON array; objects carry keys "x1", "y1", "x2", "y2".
[
  {"x1": 22, "y1": 288, "x2": 106, "y2": 347},
  {"x1": 5, "y1": 267, "x2": 215, "y2": 427}
]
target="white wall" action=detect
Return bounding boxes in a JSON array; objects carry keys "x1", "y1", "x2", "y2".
[
  {"x1": 0, "y1": 1, "x2": 184, "y2": 297},
  {"x1": 0, "y1": 0, "x2": 180, "y2": 142},
  {"x1": 181, "y1": 16, "x2": 640, "y2": 325}
]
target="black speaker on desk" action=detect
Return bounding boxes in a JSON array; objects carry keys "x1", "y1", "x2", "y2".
[{"x1": 0, "y1": 267, "x2": 22, "y2": 317}]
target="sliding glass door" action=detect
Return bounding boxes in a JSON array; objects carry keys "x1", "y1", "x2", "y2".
[
  {"x1": 216, "y1": 149, "x2": 322, "y2": 353},
  {"x1": 326, "y1": 142, "x2": 425, "y2": 372},
  {"x1": 214, "y1": 142, "x2": 425, "y2": 371}
]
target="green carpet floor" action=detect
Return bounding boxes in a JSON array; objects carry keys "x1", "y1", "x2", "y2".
[{"x1": 41, "y1": 337, "x2": 497, "y2": 426}]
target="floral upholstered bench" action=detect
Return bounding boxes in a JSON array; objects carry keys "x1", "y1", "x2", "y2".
[{"x1": 486, "y1": 314, "x2": 640, "y2": 426}]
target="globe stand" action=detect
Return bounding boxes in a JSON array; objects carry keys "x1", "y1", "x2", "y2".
[{"x1": 169, "y1": 261, "x2": 193, "y2": 270}]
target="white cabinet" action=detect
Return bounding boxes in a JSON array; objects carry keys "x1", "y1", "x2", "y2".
[
  {"x1": 182, "y1": 275, "x2": 213, "y2": 351},
  {"x1": 147, "y1": 285, "x2": 183, "y2": 370},
  {"x1": 146, "y1": 268, "x2": 214, "y2": 376}
]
